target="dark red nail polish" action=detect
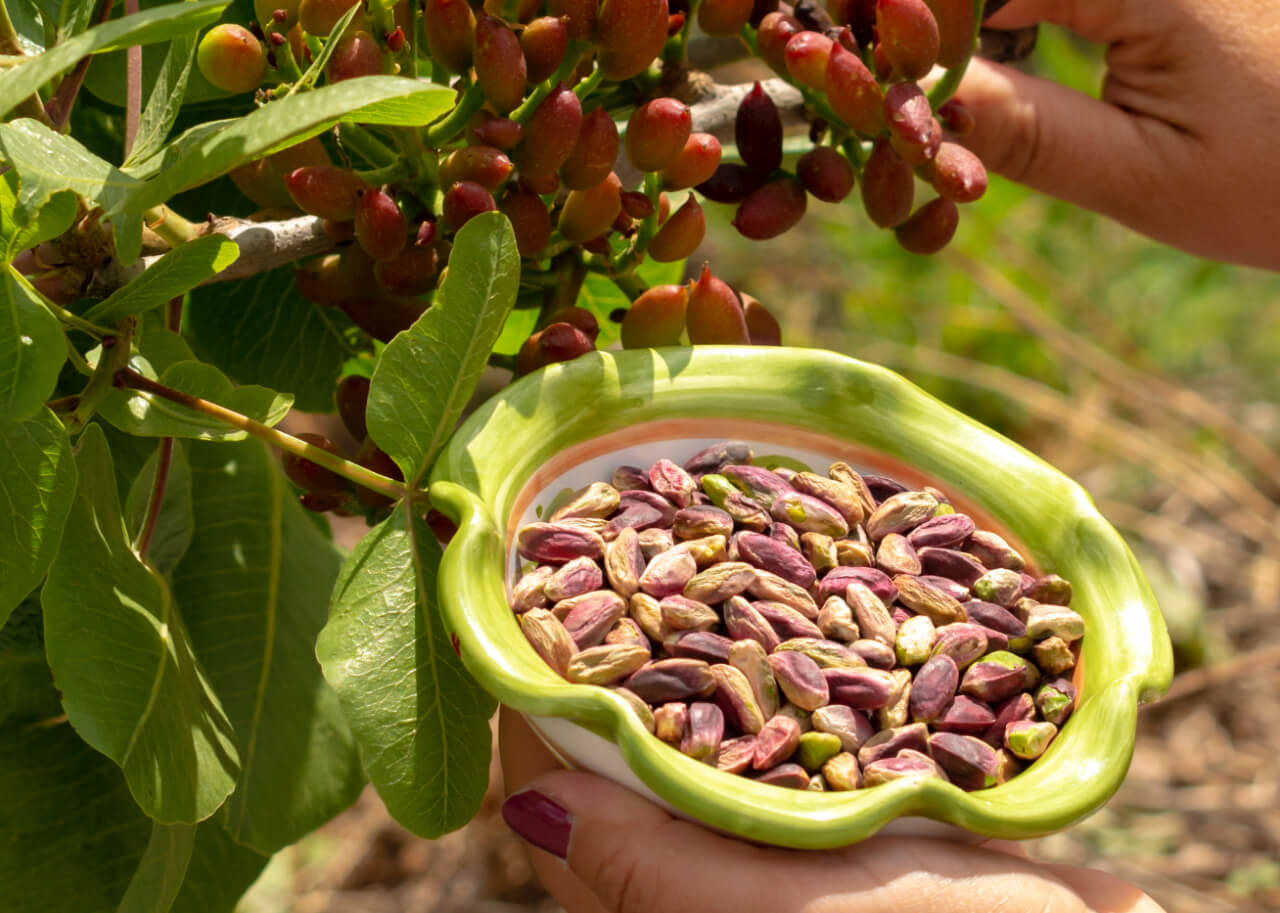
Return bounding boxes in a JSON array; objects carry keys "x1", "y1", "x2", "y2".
[{"x1": 502, "y1": 789, "x2": 573, "y2": 859}]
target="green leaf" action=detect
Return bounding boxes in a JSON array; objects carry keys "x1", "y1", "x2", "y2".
[
  {"x1": 0, "y1": 710, "x2": 155, "y2": 912},
  {"x1": 0, "y1": 172, "x2": 76, "y2": 262},
  {"x1": 86, "y1": 235, "x2": 241, "y2": 323},
  {"x1": 125, "y1": 29, "x2": 199, "y2": 167},
  {"x1": 169, "y1": 819, "x2": 270, "y2": 913},
  {"x1": 0, "y1": 268, "x2": 66, "y2": 423},
  {"x1": 98, "y1": 359, "x2": 293, "y2": 440},
  {"x1": 367, "y1": 211, "x2": 520, "y2": 484},
  {"x1": 291, "y1": 1, "x2": 362, "y2": 91},
  {"x1": 0, "y1": 605, "x2": 260, "y2": 913},
  {"x1": 172, "y1": 438, "x2": 366, "y2": 854},
  {"x1": 0, "y1": 605, "x2": 154, "y2": 913},
  {"x1": 0, "y1": 0, "x2": 231, "y2": 119},
  {"x1": 576, "y1": 273, "x2": 629, "y2": 350},
  {"x1": 316, "y1": 505, "x2": 496, "y2": 838},
  {"x1": 41, "y1": 424, "x2": 241, "y2": 823},
  {"x1": 0, "y1": 119, "x2": 140, "y2": 224},
  {"x1": 123, "y1": 78, "x2": 456, "y2": 212},
  {"x1": 186, "y1": 267, "x2": 357, "y2": 413},
  {"x1": 116, "y1": 821, "x2": 197, "y2": 913},
  {"x1": 0, "y1": 407, "x2": 76, "y2": 628},
  {"x1": 125, "y1": 440, "x2": 195, "y2": 576}
]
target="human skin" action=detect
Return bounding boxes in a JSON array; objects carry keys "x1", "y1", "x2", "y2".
[
  {"x1": 954, "y1": 0, "x2": 1280, "y2": 269},
  {"x1": 497, "y1": 707, "x2": 1167, "y2": 913}
]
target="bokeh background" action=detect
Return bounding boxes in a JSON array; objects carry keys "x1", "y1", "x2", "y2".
[{"x1": 255, "y1": 25, "x2": 1280, "y2": 913}]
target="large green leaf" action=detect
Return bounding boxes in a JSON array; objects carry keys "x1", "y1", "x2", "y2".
[
  {"x1": 86, "y1": 235, "x2": 241, "y2": 323},
  {"x1": 117, "y1": 821, "x2": 197, "y2": 913},
  {"x1": 41, "y1": 424, "x2": 240, "y2": 823},
  {"x1": 0, "y1": 0, "x2": 230, "y2": 119},
  {"x1": 0, "y1": 268, "x2": 66, "y2": 423},
  {"x1": 0, "y1": 601, "x2": 154, "y2": 913},
  {"x1": 172, "y1": 439, "x2": 365, "y2": 854},
  {"x1": 0, "y1": 407, "x2": 76, "y2": 628},
  {"x1": 186, "y1": 267, "x2": 357, "y2": 414},
  {"x1": 366, "y1": 212, "x2": 520, "y2": 485},
  {"x1": 98, "y1": 359, "x2": 293, "y2": 440},
  {"x1": 0, "y1": 119, "x2": 140, "y2": 224},
  {"x1": 168, "y1": 818, "x2": 270, "y2": 913},
  {"x1": 124, "y1": 440, "x2": 195, "y2": 577},
  {"x1": 123, "y1": 78, "x2": 456, "y2": 212},
  {"x1": 0, "y1": 599, "x2": 260, "y2": 913},
  {"x1": 0, "y1": 172, "x2": 76, "y2": 262},
  {"x1": 316, "y1": 505, "x2": 496, "y2": 837}
]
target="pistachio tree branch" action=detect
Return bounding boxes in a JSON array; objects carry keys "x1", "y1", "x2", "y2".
[{"x1": 89, "y1": 214, "x2": 337, "y2": 295}]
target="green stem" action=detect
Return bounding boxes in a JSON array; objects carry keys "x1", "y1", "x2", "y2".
[
  {"x1": 927, "y1": 0, "x2": 985, "y2": 108},
  {"x1": 65, "y1": 339, "x2": 93, "y2": 376},
  {"x1": 271, "y1": 28, "x2": 305, "y2": 82},
  {"x1": 663, "y1": 0, "x2": 697, "y2": 63},
  {"x1": 511, "y1": 42, "x2": 591, "y2": 124},
  {"x1": 611, "y1": 172, "x2": 662, "y2": 273},
  {"x1": 50, "y1": 303, "x2": 114, "y2": 339},
  {"x1": 144, "y1": 206, "x2": 199, "y2": 248},
  {"x1": 572, "y1": 65, "x2": 604, "y2": 100},
  {"x1": 612, "y1": 270, "x2": 649, "y2": 301},
  {"x1": 354, "y1": 161, "x2": 408, "y2": 185},
  {"x1": 424, "y1": 79, "x2": 487, "y2": 147},
  {"x1": 338, "y1": 123, "x2": 400, "y2": 169},
  {"x1": 66, "y1": 318, "x2": 135, "y2": 435},
  {"x1": 114, "y1": 368, "x2": 412, "y2": 503}
]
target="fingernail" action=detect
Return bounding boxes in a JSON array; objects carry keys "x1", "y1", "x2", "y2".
[{"x1": 501, "y1": 789, "x2": 573, "y2": 859}]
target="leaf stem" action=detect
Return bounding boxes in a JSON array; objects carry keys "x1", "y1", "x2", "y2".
[
  {"x1": 338, "y1": 123, "x2": 401, "y2": 169},
  {"x1": 354, "y1": 161, "x2": 408, "y2": 186},
  {"x1": 46, "y1": 299, "x2": 115, "y2": 338},
  {"x1": 66, "y1": 317, "x2": 136, "y2": 435},
  {"x1": 144, "y1": 205, "x2": 200, "y2": 248},
  {"x1": 134, "y1": 436, "x2": 173, "y2": 558},
  {"x1": 927, "y1": 0, "x2": 985, "y2": 108},
  {"x1": 424, "y1": 79, "x2": 487, "y2": 147},
  {"x1": 114, "y1": 367, "x2": 413, "y2": 503},
  {"x1": 510, "y1": 42, "x2": 590, "y2": 124}
]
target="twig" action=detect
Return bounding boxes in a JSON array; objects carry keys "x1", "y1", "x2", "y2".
[
  {"x1": 946, "y1": 247, "x2": 1280, "y2": 526},
  {"x1": 89, "y1": 214, "x2": 335, "y2": 295},
  {"x1": 1149, "y1": 642, "x2": 1280, "y2": 706},
  {"x1": 114, "y1": 367, "x2": 412, "y2": 502},
  {"x1": 956, "y1": 233, "x2": 1280, "y2": 491},
  {"x1": 134, "y1": 436, "x2": 174, "y2": 558},
  {"x1": 124, "y1": 0, "x2": 141, "y2": 156},
  {"x1": 859, "y1": 338, "x2": 1280, "y2": 550}
]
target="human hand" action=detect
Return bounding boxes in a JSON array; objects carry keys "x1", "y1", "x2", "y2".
[
  {"x1": 498, "y1": 707, "x2": 1166, "y2": 913},
  {"x1": 955, "y1": 0, "x2": 1280, "y2": 269}
]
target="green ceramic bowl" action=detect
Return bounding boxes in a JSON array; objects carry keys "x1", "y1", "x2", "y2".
[{"x1": 429, "y1": 347, "x2": 1172, "y2": 849}]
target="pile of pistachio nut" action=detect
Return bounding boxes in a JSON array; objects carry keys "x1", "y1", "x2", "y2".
[{"x1": 510, "y1": 441, "x2": 1084, "y2": 792}]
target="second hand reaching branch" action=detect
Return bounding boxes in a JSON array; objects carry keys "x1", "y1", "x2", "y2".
[{"x1": 114, "y1": 368, "x2": 412, "y2": 504}]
